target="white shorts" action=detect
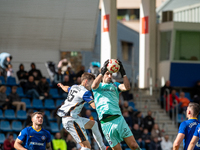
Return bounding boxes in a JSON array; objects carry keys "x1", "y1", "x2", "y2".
[{"x1": 62, "y1": 116, "x2": 90, "y2": 143}]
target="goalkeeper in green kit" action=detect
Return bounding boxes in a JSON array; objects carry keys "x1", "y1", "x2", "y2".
[{"x1": 91, "y1": 59, "x2": 141, "y2": 150}]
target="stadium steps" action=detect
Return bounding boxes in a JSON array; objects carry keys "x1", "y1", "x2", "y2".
[{"x1": 132, "y1": 89, "x2": 183, "y2": 149}]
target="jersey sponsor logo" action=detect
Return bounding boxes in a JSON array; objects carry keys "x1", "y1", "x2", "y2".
[
  {"x1": 30, "y1": 142, "x2": 44, "y2": 146},
  {"x1": 189, "y1": 122, "x2": 197, "y2": 128},
  {"x1": 41, "y1": 136, "x2": 46, "y2": 141}
]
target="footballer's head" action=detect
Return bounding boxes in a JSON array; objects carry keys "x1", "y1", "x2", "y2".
[
  {"x1": 103, "y1": 71, "x2": 112, "y2": 83},
  {"x1": 81, "y1": 72, "x2": 95, "y2": 90},
  {"x1": 31, "y1": 112, "x2": 43, "y2": 126},
  {"x1": 186, "y1": 102, "x2": 200, "y2": 118}
]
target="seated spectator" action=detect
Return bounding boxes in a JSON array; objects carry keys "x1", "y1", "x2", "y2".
[
  {"x1": 25, "y1": 76, "x2": 40, "y2": 99},
  {"x1": 122, "y1": 101, "x2": 133, "y2": 116},
  {"x1": 74, "y1": 77, "x2": 81, "y2": 85},
  {"x1": 24, "y1": 110, "x2": 34, "y2": 127},
  {"x1": 151, "y1": 124, "x2": 163, "y2": 142},
  {"x1": 0, "y1": 52, "x2": 12, "y2": 81},
  {"x1": 7, "y1": 64, "x2": 14, "y2": 77},
  {"x1": 160, "y1": 80, "x2": 172, "y2": 108},
  {"x1": 123, "y1": 109, "x2": 133, "y2": 129},
  {"x1": 53, "y1": 68, "x2": 64, "y2": 87},
  {"x1": 76, "y1": 65, "x2": 85, "y2": 78},
  {"x1": 62, "y1": 75, "x2": 73, "y2": 87},
  {"x1": 66, "y1": 134, "x2": 77, "y2": 150},
  {"x1": 85, "y1": 109, "x2": 94, "y2": 120},
  {"x1": 179, "y1": 92, "x2": 190, "y2": 113},
  {"x1": 41, "y1": 110, "x2": 51, "y2": 131},
  {"x1": 131, "y1": 124, "x2": 144, "y2": 148},
  {"x1": 65, "y1": 67, "x2": 76, "y2": 84},
  {"x1": 28, "y1": 63, "x2": 42, "y2": 84},
  {"x1": 16, "y1": 64, "x2": 29, "y2": 89},
  {"x1": 149, "y1": 137, "x2": 162, "y2": 150},
  {"x1": 161, "y1": 134, "x2": 173, "y2": 150},
  {"x1": 143, "y1": 110, "x2": 155, "y2": 132},
  {"x1": 133, "y1": 111, "x2": 144, "y2": 130},
  {"x1": 142, "y1": 128, "x2": 151, "y2": 150},
  {"x1": 8, "y1": 86, "x2": 26, "y2": 111},
  {"x1": 3, "y1": 133, "x2": 15, "y2": 150},
  {"x1": 52, "y1": 132, "x2": 67, "y2": 150},
  {"x1": 37, "y1": 77, "x2": 51, "y2": 99},
  {"x1": 0, "y1": 86, "x2": 12, "y2": 110},
  {"x1": 57, "y1": 58, "x2": 72, "y2": 74}
]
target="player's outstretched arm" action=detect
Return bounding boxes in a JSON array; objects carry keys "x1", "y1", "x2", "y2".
[
  {"x1": 14, "y1": 138, "x2": 27, "y2": 150},
  {"x1": 188, "y1": 136, "x2": 199, "y2": 150},
  {"x1": 173, "y1": 133, "x2": 185, "y2": 150},
  {"x1": 57, "y1": 83, "x2": 69, "y2": 92},
  {"x1": 46, "y1": 142, "x2": 52, "y2": 150}
]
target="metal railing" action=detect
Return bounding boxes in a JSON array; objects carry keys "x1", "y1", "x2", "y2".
[{"x1": 147, "y1": 68, "x2": 153, "y2": 96}]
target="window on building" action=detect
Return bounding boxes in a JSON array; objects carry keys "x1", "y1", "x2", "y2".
[
  {"x1": 121, "y1": 41, "x2": 133, "y2": 61},
  {"x1": 117, "y1": 9, "x2": 139, "y2": 21},
  {"x1": 174, "y1": 31, "x2": 200, "y2": 61},
  {"x1": 160, "y1": 31, "x2": 171, "y2": 61}
]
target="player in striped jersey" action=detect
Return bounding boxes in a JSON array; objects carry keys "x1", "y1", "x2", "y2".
[{"x1": 57, "y1": 72, "x2": 107, "y2": 150}]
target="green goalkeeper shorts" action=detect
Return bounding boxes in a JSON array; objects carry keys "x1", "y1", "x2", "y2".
[{"x1": 100, "y1": 115, "x2": 133, "y2": 148}]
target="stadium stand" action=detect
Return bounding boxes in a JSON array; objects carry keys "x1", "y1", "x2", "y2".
[
  {"x1": 6, "y1": 76, "x2": 18, "y2": 86},
  {"x1": 32, "y1": 99, "x2": 44, "y2": 109},
  {"x1": 0, "y1": 109, "x2": 4, "y2": 119},
  {"x1": 50, "y1": 122, "x2": 59, "y2": 133},
  {"x1": 44, "y1": 99, "x2": 55, "y2": 110},
  {"x1": 0, "y1": 120, "x2": 12, "y2": 132},
  {"x1": 0, "y1": 133, "x2": 5, "y2": 144},
  {"x1": 4, "y1": 109, "x2": 16, "y2": 120},
  {"x1": 21, "y1": 98, "x2": 32, "y2": 109},
  {"x1": 12, "y1": 121, "x2": 23, "y2": 132},
  {"x1": 16, "y1": 110, "x2": 27, "y2": 120}
]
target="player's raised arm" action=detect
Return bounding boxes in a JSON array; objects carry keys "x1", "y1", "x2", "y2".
[
  {"x1": 91, "y1": 60, "x2": 109, "y2": 90},
  {"x1": 188, "y1": 136, "x2": 199, "y2": 150},
  {"x1": 14, "y1": 138, "x2": 27, "y2": 150},
  {"x1": 173, "y1": 133, "x2": 185, "y2": 150},
  {"x1": 117, "y1": 60, "x2": 131, "y2": 91},
  {"x1": 57, "y1": 83, "x2": 69, "y2": 92},
  {"x1": 46, "y1": 142, "x2": 52, "y2": 150}
]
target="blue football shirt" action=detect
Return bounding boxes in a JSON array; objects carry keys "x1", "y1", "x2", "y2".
[
  {"x1": 178, "y1": 119, "x2": 200, "y2": 150},
  {"x1": 17, "y1": 126, "x2": 51, "y2": 150},
  {"x1": 193, "y1": 124, "x2": 200, "y2": 148}
]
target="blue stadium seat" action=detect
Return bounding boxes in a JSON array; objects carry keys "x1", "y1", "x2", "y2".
[
  {"x1": 32, "y1": 99, "x2": 44, "y2": 109},
  {"x1": 128, "y1": 101, "x2": 135, "y2": 109},
  {"x1": 6, "y1": 86, "x2": 11, "y2": 96},
  {"x1": 0, "y1": 120, "x2": 12, "y2": 132},
  {"x1": 46, "y1": 78, "x2": 53, "y2": 87},
  {"x1": 17, "y1": 110, "x2": 27, "y2": 120},
  {"x1": 17, "y1": 87, "x2": 26, "y2": 97},
  {"x1": 45, "y1": 110, "x2": 55, "y2": 121},
  {"x1": 56, "y1": 99, "x2": 64, "y2": 107},
  {"x1": 60, "y1": 123, "x2": 63, "y2": 130},
  {"x1": 50, "y1": 88, "x2": 62, "y2": 99},
  {"x1": 0, "y1": 109, "x2": 4, "y2": 119},
  {"x1": 44, "y1": 99, "x2": 55, "y2": 109},
  {"x1": 50, "y1": 122, "x2": 59, "y2": 133},
  {"x1": 6, "y1": 76, "x2": 18, "y2": 86},
  {"x1": 5, "y1": 109, "x2": 16, "y2": 120},
  {"x1": 185, "y1": 92, "x2": 191, "y2": 101},
  {"x1": 0, "y1": 133, "x2": 5, "y2": 144},
  {"x1": 91, "y1": 112, "x2": 98, "y2": 120},
  {"x1": 21, "y1": 98, "x2": 32, "y2": 109},
  {"x1": 13, "y1": 133, "x2": 17, "y2": 140},
  {"x1": 177, "y1": 113, "x2": 186, "y2": 123},
  {"x1": 12, "y1": 121, "x2": 23, "y2": 132},
  {"x1": 0, "y1": 76, "x2": 5, "y2": 85}
]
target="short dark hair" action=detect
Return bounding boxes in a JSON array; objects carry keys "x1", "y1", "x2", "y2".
[
  {"x1": 81, "y1": 72, "x2": 95, "y2": 83},
  {"x1": 31, "y1": 112, "x2": 43, "y2": 119},
  {"x1": 188, "y1": 102, "x2": 200, "y2": 117}
]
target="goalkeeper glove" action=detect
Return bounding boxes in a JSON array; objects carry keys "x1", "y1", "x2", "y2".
[
  {"x1": 100, "y1": 59, "x2": 109, "y2": 76},
  {"x1": 117, "y1": 59, "x2": 126, "y2": 77}
]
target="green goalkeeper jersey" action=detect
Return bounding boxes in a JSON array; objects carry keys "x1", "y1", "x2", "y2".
[{"x1": 92, "y1": 82, "x2": 121, "y2": 120}]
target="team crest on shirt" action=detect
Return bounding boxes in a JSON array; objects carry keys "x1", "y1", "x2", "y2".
[{"x1": 41, "y1": 136, "x2": 46, "y2": 141}]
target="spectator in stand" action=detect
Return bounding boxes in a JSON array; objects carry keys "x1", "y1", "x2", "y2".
[
  {"x1": 143, "y1": 110, "x2": 155, "y2": 132},
  {"x1": 76, "y1": 65, "x2": 85, "y2": 78},
  {"x1": 166, "y1": 89, "x2": 180, "y2": 119},
  {"x1": 41, "y1": 110, "x2": 51, "y2": 131},
  {"x1": 161, "y1": 134, "x2": 173, "y2": 150},
  {"x1": 151, "y1": 124, "x2": 163, "y2": 142},
  {"x1": 57, "y1": 58, "x2": 72, "y2": 74},
  {"x1": 131, "y1": 124, "x2": 145, "y2": 149},
  {"x1": 8, "y1": 86, "x2": 26, "y2": 112},
  {"x1": 7, "y1": 64, "x2": 14, "y2": 77},
  {"x1": 25, "y1": 76, "x2": 40, "y2": 99},
  {"x1": 16, "y1": 64, "x2": 29, "y2": 89},
  {"x1": 85, "y1": 109, "x2": 94, "y2": 120},
  {"x1": 0, "y1": 86, "x2": 12, "y2": 110},
  {"x1": 37, "y1": 77, "x2": 51, "y2": 99},
  {"x1": 160, "y1": 80, "x2": 172, "y2": 109},
  {"x1": 61, "y1": 75, "x2": 73, "y2": 98},
  {"x1": 53, "y1": 68, "x2": 64, "y2": 87},
  {"x1": 122, "y1": 101, "x2": 134, "y2": 116},
  {"x1": 28, "y1": 63, "x2": 42, "y2": 84},
  {"x1": 3, "y1": 133, "x2": 15, "y2": 150},
  {"x1": 149, "y1": 137, "x2": 162, "y2": 150},
  {"x1": 52, "y1": 132, "x2": 67, "y2": 150},
  {"x1": 142, "y1": 128, "x2": 151, "y2": 150},
  {"x1": 192, "y1": 80, "x2": 200, "y2": 104},
  {"x1": 179, "y1": 91, "x2": 190, "y2": 113},
  {"x1": 0, "y1": 52, "x2": 12, "y2": 80},
  {"x1": 133, "y1": 111, "x2": 144, "y2": 130},
  {"x1": 66, "y1": 134, "x2": 77, "y2": 150},
  {"x1": 65, "y1": 66, "x2": 76, "y2": 84},
  {"x1": 123, "y1": 109, "x2": 133, "y2": 129},
  {"x1": 24, "y1": 110, "x2": 34, "y2": 127}
]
